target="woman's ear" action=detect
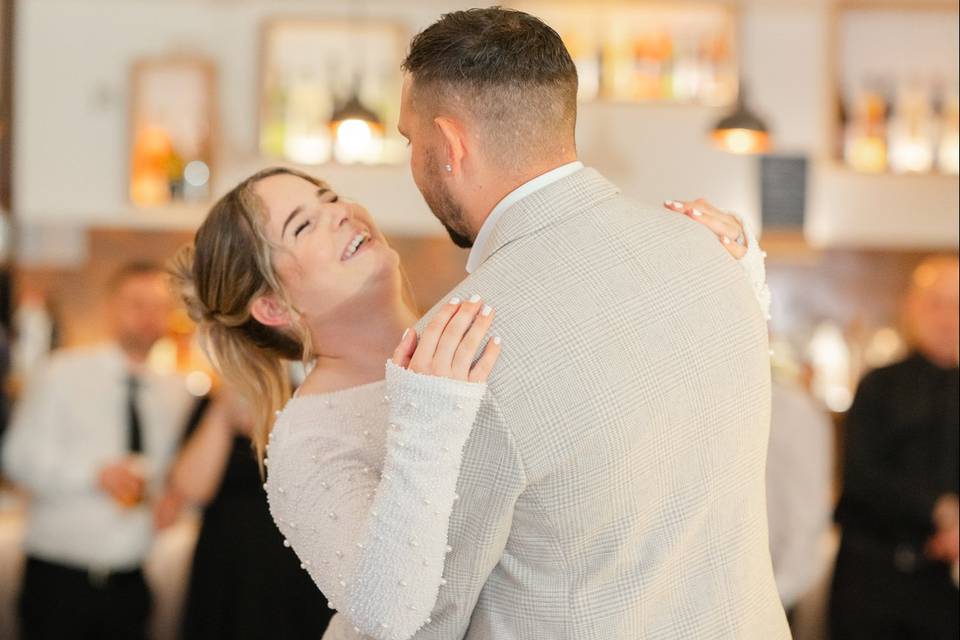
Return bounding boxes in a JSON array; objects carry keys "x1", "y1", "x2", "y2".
[{"x1": 250, "y1": 295, "x2": 290, "y2": 328}]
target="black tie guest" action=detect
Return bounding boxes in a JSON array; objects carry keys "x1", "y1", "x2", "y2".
[
  {"x1": 831, "y1": 255, "x2": 960, "y2": 640},
  {"x1": 1, "y1": 263, "x2": 192, "y2": 640},
  {"x1": 154, "y1": 388, "x2": 333, "y2": 640}
]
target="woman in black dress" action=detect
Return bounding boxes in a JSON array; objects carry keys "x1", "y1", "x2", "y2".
[{"x1": 165, "y1": 390, "x2": 332, "y2": 639}]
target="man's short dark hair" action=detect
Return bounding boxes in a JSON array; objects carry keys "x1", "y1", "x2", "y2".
[
  {"x1": 402, "y1": 7, "x2": 578, "y2": 168},
  {"x1": 107, "y1": 261, "x2": 163, "y2": 293}
]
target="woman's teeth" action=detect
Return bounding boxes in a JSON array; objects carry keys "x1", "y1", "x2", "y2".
[{"x1": 343, "y1": 232, "x2": 369, "y2": 260}]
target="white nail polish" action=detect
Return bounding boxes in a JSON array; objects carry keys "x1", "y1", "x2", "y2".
[
  {"x1": 482, "y1": 305, "x2": 492, "y2": 317},
  {"x1": 692, "y1": 209, "x2": 704, "y2": 217},
  {"x1": 469, "y1": 294, "x2": 481, "y2": 303},
  {"x1": 723, "y1": 235, "x2": 731, "y2": 244},
  {"x1": 493, "y1": 336, "x2": 502, "y2": 345},
  {"x1": 449, "y1": 297, "x2": 461, "y2": 305}
]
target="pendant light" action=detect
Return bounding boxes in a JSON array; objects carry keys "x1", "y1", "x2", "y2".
[
  {"x1": 710, "y1": 10, "x2": 772, "y2": 156},
  {"x1": 711, "y1": 84, "x2": 771, "y2": 155},
  {"x1": 329, "y1": 0, "x2": 384, "y2": 164},
  {"x1": 329, "y1": 76, "x2": 384, "y2": 165}
]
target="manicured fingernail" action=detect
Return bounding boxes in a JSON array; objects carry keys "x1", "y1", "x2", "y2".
[
  {"x1": 449, "y1": 297, "x2": 461, "y2": 305},
  {"x1": 722, "y1": 235, "x2": 731, "y2": 244},
  {"x1": 665, "y1": 200, "x2": 682, "y2": 208},
  {"x1": 402, "y1": 328, "x2": 410, "y2": 341},
  {"x1": 493, "y1": 336, "x2": 502, "y2": 345},
  {"x1": 692, "y1": 208, "x2": 705, "y2": 217},
  {"x1": 481, "y1": 305, "x2": 492, "y2": 317},
  {"x1": 469, "y1": 293, "x2": 481, "y2": 303}
]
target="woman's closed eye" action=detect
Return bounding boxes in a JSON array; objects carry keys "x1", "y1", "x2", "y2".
[{"x1": 293, "y1": 218, "x2": 311, "y2": 237}]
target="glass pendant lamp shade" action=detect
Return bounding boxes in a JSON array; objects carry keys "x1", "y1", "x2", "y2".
[
  {"x1": 330, "y1": 92, "x2": 383, "y2": 164},
  {"x1": 710, "y1": 87, "x2": 771, "y2": 155}
]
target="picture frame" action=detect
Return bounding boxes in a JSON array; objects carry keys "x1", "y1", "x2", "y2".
[
  {"x1": 258, "y1": 18, "x2": 408, "y2": 165},
  {"x1": 128, "y1": 56, "x2": 216, "y2": 207}
]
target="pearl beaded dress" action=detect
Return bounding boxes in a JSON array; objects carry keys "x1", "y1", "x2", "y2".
[{"x1": 265, "y1": 361, "x2": 488, "y2": 640}]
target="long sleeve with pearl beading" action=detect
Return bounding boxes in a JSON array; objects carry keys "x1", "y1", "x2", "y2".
[
  {"x1": 265, "y1": 360, "x2": 488, "y2": 640},
  {"x1": 736, "y1": 216, "x2": 771, "y2": 320}
]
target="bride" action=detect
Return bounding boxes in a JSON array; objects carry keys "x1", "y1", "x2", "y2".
[{"x1": 171, "y1": 166, "x2": 768, "y2": 640}]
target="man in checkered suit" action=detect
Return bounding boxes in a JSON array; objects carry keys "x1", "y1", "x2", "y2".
[{"x1": 398, "y1": 8, "x2": 790, "y2": 639}]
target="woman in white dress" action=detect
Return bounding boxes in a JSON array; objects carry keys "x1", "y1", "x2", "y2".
[{"x1": 171, "y1": 167, "x2": 768, "y2": 640}]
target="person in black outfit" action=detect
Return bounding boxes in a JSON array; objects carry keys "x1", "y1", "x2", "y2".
[
  {"x1": 831, "y1": 255, "x2": 959, "y2": 640},
  {"x1": 158, "y1": 389, "x2": 331, "y2": 639}
]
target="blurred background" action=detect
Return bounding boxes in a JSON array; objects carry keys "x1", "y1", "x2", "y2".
[{"x1": 0, "y1": 1, "x2": 957, "y2": 639}]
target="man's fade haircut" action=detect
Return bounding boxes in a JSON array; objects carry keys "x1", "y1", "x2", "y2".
[{"x1": 402, "y1": 6, "x2": 578, "y2": 170}]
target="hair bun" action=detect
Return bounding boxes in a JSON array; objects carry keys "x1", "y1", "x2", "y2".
[{"x1": 169, "y1": 244, "x2": 215, "y2": 324}]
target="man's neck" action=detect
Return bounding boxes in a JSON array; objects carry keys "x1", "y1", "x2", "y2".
[
  {"x1": 117, "y1": 344, "x2": 150, "y2": 375},
  {"x1": 465, "y1": 154, "x2": 578, "y2": 237}
]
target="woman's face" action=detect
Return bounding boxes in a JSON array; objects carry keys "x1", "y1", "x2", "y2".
[{"x1": 254, "y1": 173, "x2": 400, "y2": 328}]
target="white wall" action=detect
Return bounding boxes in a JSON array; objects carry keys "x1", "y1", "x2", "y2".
[{"x1": 11, "y1": 0, "x2": 959, "y2": 261}]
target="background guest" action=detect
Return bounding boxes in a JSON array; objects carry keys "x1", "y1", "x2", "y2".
[
  {"x1": 831, "y1": 255, "x2": 960, "y2": 640},
  {"x1": 158, "y1": 388, "x2": 332, "y2": 640},
  {"x1": 1, "y1": 262, "x2": 192, "y2": 640},
  {"x1": 766, "y1": 375, "x2": 835, "y2": 624}
]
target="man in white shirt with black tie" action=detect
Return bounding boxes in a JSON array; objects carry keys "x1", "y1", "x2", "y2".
[{"x1": 2, "y1": 263, "x2": 191, "y2": 640}]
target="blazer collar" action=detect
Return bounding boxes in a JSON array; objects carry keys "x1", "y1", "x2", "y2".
[{"x1": 469, "y1": 167, "x2": 620, "y2": 271}]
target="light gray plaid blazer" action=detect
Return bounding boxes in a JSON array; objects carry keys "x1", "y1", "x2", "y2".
[{"x1": 411, "y1": 168, "x2": 790, "y2": 639}]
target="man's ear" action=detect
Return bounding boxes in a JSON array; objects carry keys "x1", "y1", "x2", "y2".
[
  {"x1": 434, "y1": 116, "x2": 467, "y2": 174},
  {"x1": 250, "y1": 295, "x2": 290, "y2": 328}
]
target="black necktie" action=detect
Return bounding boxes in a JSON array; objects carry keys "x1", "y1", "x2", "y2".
[{"x1": 127, "y1": 375, "x2": 143, "y2": 454}]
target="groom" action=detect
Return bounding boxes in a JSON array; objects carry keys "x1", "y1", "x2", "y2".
[{"x1": 399, "y1": 8, "x2": 789, "y2": 639}]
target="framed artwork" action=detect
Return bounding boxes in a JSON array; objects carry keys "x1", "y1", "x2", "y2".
[
  {"x1": 259, "y1": 18, "x2": 408, "y2": 166},
  {"x1": 128, "y1": 56, "x2": 216, "y2": 206}
]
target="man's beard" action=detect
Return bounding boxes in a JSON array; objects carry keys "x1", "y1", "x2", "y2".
[{"x1": 420, "y1": 157, "x2": 473, "y2": 249}]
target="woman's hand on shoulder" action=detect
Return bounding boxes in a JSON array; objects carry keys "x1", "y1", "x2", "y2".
[
  {"x1": 392, "y1": 295, "x2": 501, "y2": 383},
  {"x1": 664, "y1": 198, "x2": 748, "y2": 259}
]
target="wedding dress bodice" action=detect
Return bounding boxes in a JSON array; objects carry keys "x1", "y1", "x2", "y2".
[{"x1": 265, "y1": 362, "x2": 487, "y2": 640}]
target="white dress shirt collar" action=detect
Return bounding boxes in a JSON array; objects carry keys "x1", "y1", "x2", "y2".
[{"x1": 465, "y1": 161, "x2": 584, "y2": 274}]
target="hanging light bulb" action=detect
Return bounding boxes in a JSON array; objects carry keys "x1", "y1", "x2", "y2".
[
  {"x1": 708, "y1": 11, "x2": 771, "y2": 155},
  {"x1": 329, "y1": 88, "x2": 383, "y2": 164},
  {"x1": 710, "y1": 85, "x2": 771, "y2": 154}
]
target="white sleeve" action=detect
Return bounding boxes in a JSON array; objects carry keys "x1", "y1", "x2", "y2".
[
  {"x1": 266, "y1": 361, "x2": 487, "y2": 640},
  {"x1": 1, "y1": 361, "x2": 100, "y2": 495},
  {"x1": 735, "y1": 216, "x2": 771, "y2": 321}
]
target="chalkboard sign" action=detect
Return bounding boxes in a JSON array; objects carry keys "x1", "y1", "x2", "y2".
[{"x1": 760, "y1": 155, "x2": 808, "y2": 229}]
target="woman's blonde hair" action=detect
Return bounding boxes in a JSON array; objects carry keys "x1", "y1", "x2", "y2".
[{"x1": 170, "y1": 167, "x2": 323, "y2": 464}]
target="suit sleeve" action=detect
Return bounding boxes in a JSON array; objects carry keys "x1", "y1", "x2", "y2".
[{"x1": 410, "y1": 390, "x2": 528, "y2": 639}]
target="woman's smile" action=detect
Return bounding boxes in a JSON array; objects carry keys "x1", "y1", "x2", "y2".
[{"x1": 341, "y1": 230, "x2": 372, "y2": 261}]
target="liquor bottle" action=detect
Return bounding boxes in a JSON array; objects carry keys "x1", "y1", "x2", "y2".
[
  {"x1": 260, "y1": 68, "x2": 288, "y2": 158},
  {"x1": 844, "y1": 87, "x2": 888, "y2": 173},
  {"x1": 888, "y1": 83, "x2": 934, "y2": 174},
  {"x1": 565, "y1": 29, "x2": 600, "y2": 102}
]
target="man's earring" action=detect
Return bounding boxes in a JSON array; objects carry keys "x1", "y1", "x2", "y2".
[{"x1": 445, "y1": 164, "x2": 452, "y2": 173}]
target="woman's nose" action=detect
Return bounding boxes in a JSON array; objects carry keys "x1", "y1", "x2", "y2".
[{"x1": 328, "y1": 204, "x2": 350, "y2": 229}]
